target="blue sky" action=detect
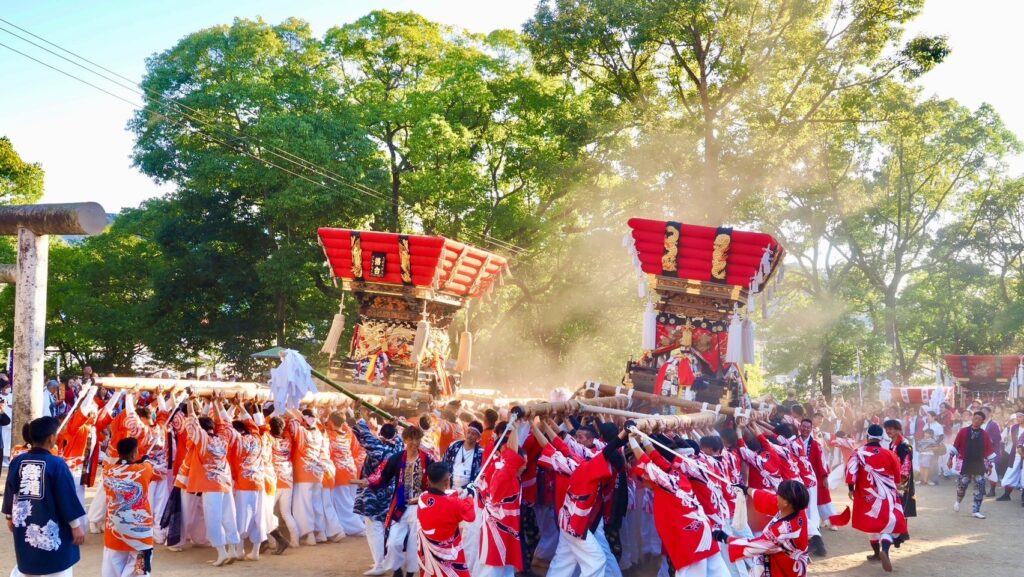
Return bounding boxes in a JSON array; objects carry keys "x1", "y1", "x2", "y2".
[{"x1": 0, "y1": 0, "x2": 1020, "y2": 212}]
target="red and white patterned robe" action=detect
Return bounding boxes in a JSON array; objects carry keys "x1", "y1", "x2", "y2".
[
  {"x1": 651, "y1": 451, "x2": 730, "y2": 531},
  {"x1": 727, "y1": 488, "x2": 809, "y2": 577},
  {"x1": 479, "y1": 447, "x2": 525, "y2": 571},
  {"x1": 760, "y1": 435, "x2": 803, "y2": 484},
  {"x1": 845, "y1": 443, "x2": 906, "y2": 536},
  {"x1": 632, "y1": 454, "x2": 718, "y2": 570},
  {"x1": 778, "y1": 435, "x2": 817, "y2": 489},
  {"x1": 803, "y1": 435, "x2": 831, "y2": 505},
  {"x1": 538, "y1": 436, "x2": 612, "y2": 538},
  {"x1": 737, "y1": 437, "x2": 785, "y2": 490},
  {"x1": 417, "y1": 489, "x2": 476, "y2": 577}
]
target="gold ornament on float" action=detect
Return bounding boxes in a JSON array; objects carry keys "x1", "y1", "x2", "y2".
[
  {"x1": 351, "y1": 234, "x2": 363, "y2": 278},
  {"x1": 663, "y1": 225, "x2": 680, "y2": 272},
  {"x1": 711, "y1": 233, "x2": 730, "y2": 280}
]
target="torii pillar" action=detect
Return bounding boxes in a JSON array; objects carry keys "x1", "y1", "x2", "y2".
[{"x1": 0, "y1": 203, "x2": 107, "y2": 443}]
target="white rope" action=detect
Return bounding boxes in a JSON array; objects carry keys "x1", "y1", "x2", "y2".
[
  {"x1": 467, "y1": 413, "x2": 517, "y2": 490},
  {"x1": 628, "y1": 426, "x2": 732, "y2": 485}
]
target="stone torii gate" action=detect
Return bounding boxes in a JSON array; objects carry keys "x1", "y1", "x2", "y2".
[{"x1": 0, "y1": 203, "x2": 107, "y2": 443}]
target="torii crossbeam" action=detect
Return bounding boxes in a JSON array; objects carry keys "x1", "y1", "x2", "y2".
[{"x1": 0, "y1": 203, "x2": 107, "y2": 442}]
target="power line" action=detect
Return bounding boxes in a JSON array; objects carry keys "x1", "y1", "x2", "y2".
[
  {"x1": 0, "y1": 18, "x2": 528, "y2": 256},
  {"x1": 0, "y1": 22, "x2": 385, "y2": 208},
  {"x1": 0, "y1": 40, "x2": 386, "y2": 214}
]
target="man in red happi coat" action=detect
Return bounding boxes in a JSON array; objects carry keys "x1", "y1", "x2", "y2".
[
  {"x1": 417, "y1": 462, "x2": 476, "y2": 577},
  {"x1": 845, "y1": 424, "x2": 906, "y2": 573},
  {"x1": 533, "y1": 418, "x2": 624, "y2": 577},
  {"x1": 764, "y1": 422, "x2": 824, "y2": 557},
  {"x1": 626, "y1": 435, "x2": 729, "y2": 576},
  {"x1": 478, "y1": 417, "x2": 527, "y2": 577},
  {"x1": 721, "y1": 480, "x2": 810, "y2": 577},
  {"x1": 798, "y1": 418, "x2": 830, "y2": 556}
]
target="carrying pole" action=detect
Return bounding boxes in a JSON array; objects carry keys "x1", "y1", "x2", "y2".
[{"x1": 310, "y1": 368, "x2": 404, "y2": 424}]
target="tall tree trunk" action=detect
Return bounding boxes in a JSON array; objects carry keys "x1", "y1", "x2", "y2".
[
  {"x1": 883, "y1": 288, "x2": 900, "y2": 383},
  {"x1": 390, "y1": 168, "x2": 401, "y2": 232},
  {"x1": 702, "y1": 99, "x2": 719, "y2": 213},
  {"x1": 820, "y1": 337, "x2": 833, "y2": 401},
  {"x1": 275, "y1": 293, "x2": 287, "y2": 347},
  {"x1": 387, "y1": 138, "x2": 401, "y2": 232}
]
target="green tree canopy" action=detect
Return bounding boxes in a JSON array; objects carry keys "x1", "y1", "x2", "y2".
[{"x1": 0, "y1": 136, "x2": 44, "y2": 205}]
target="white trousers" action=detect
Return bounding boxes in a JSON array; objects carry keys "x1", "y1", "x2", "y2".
[
  {"x1": 806, "y1": 485, "x2": 821, "y2": 538},
  {"x1": 321, "y1": 484, "x2": 345, "y2": 538},
  {"x1": 263, "y1": 490, "x2": 279, "y2": 534},
  {"x1": 476, "y1": 566, "x2": 516, "y2": 577},
  {"x1": 202, "y1": 491, "x2": 239, "y2": 548},
  {"x1": 274, "y1": 488, "x2": 299, "y2": 543},
  {"x1": 463, "y1": 502, "x2": 483, "y2": 573},
  {"x1": 534, "y1": 505, "x2": 559, "y2": 560},
  {"x1": 332, "y1": 485, "x2": 366, "y2": 536},
  {"x1": 1001, "y1": 453, "x2": 1023, "y2": 489},
  {"x1": 676, "y1": 555, "x2": 730, "y2": 577},
  {"x1": 292, "y1": 482, "x2": 320, "y2": 538},
  {"x1": 383, "y1": 504, "x2": 419, "y2": 574},
  {"x1": 88, "y1": 486, "x2": 106, "y2": 528},
  {"x1": 720, "y1": 526, "x2": 750, "y2": 577},
  {"x1": 101, "y1": 547, "x2": 150, "y2": 577},
  {"x1": 640, "y1": 507, "x2": 661, "y2": 556},
  {"x1": 234, "y1": 489, "x2": 266, "y2": 544},
  {"x1": 365, "y1": 517, "x2": 387, "y2": 570},
  {"x1": 593, "y1": 521, "x2": 622, "y2": 577},
  {"x1": 149, "y1": 477, "x2": 170, "y2": 545},
  {"x1": 180, "y1": 491, "x2": 208, "y2": 546},
  {"x1": 69, "y1": 471, "x2": 87, "y2": 529},
  {"x1": 548, "y1": 530, "x2": 604, "y2": 577},
  {"x1": 617, "y1": 510, "x2": 636, "y2": 571}
]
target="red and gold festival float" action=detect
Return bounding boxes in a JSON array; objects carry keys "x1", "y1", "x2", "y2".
[
  {"x1": 317, "y1": 228, "x2": 508, "y2": 398},
  {"x1": 622, "y1": 217, "x2": 784, "y2": 409},
  {"x1": 943, "y1": 354, "x2": 1024, "y2": 404}
]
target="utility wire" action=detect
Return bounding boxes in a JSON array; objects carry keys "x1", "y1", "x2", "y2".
[
  {"x1": 0, "y1": 40, "x2": 387, "y2": 213},
  {"x1": 0, "y1": 18, "x2": 527, "y2": 256}
]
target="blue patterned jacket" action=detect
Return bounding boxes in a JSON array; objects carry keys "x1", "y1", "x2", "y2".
[{"x1": 352, "y1": 419, "x2": 404, "y2": 521}]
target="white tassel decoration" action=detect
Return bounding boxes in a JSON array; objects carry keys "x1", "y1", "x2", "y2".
[
  {"x1": 411, "y1": 318, "x2": 431, "y2": 364},
  {"x1": 725, "y1": 309, "x2": 744, "y2": 365},
  {"x1": 731, "y1": 486, "x2": 750, "y2": 534},
  {"x1": 742, "y1": 315, "x2": 755, "y2": 365},
  {"x1": 1015, "y1": 361, "x2": 1024, "y2": 400},
  {"x1": 454, "y1": 331, "x2": 472, "y2": 372},
  {"x1": 642, "y1": 301, "x2": 657, "y2": 350},
  {"x1": 319, "y1": 299, "x2": 346, "y2": 356}
]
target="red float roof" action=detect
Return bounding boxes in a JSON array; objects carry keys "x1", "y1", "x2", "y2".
[
  {"x1": 943, "y1": 355, "x2": 1022, "y2": 383},
  {"x1": 626, "y1": 218, "x2": 783, "y2": 291},
  {"x1": 318, "y1": 228, "x2": 507, "y2": 298}
]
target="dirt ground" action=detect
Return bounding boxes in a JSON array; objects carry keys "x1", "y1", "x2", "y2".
[{"x1": 0, "y1": 481, "x2": 1017, "y2": 576}]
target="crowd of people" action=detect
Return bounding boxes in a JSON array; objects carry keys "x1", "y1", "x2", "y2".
[{"x1": 1, "y1": 383, "x2": 1022, "y2": 577}]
